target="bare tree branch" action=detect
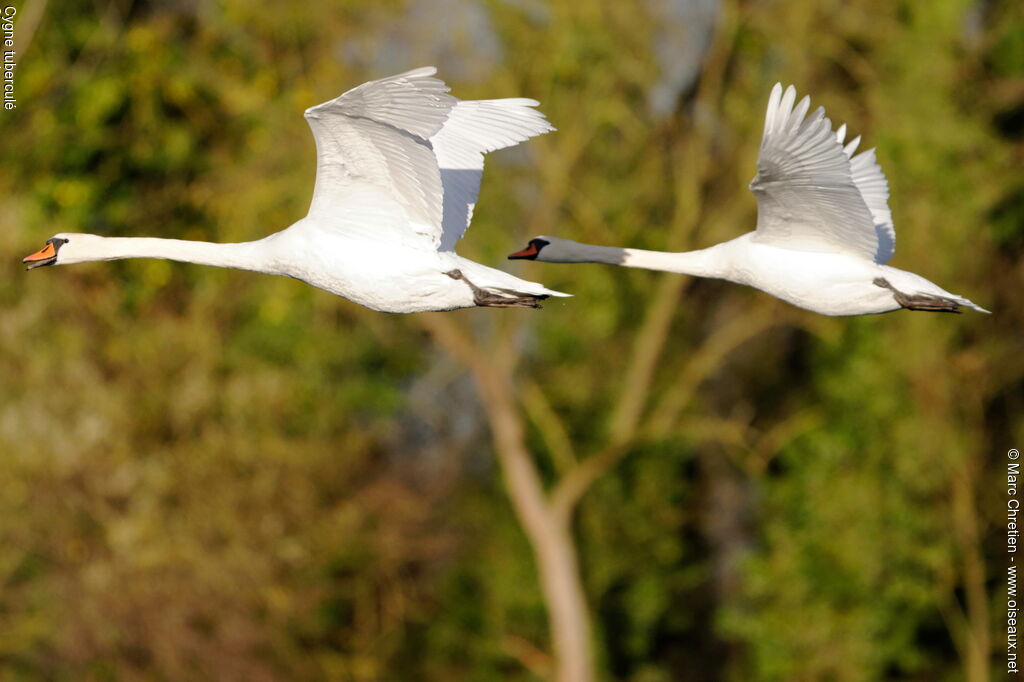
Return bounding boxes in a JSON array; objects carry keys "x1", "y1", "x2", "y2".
[{"x1": 419, "y1": 313, "x2": 593, "y2": 682}]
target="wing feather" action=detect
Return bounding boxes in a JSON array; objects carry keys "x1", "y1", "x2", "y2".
[
  {"x1": 303, "y1": 67, "x2": 456, "y2": 245},
  {"x1": 749, "y1": 84, "x2": 884, "y2": 261},
  {"x1": 837, "y1": 125, "x2": 895, "y2": 263},
  {"x1": 431, "y1": 98, "x2": 554, "y2": 252}
]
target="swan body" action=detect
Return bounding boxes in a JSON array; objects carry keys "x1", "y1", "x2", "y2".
[
  {"x1": 510, "y1": 84, "x2": 987, "y2": 316},
  {"x1": 25, "y1": 68, "x2": 569, "y2": 313}
]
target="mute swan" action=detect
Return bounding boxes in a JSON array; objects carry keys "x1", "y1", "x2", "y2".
[
  {"x1": 509, "y1": 83, "x2": 987, "y2": 316},
  {"x1": 23, "y1": 67, "x2": 568, "y2": 313}
]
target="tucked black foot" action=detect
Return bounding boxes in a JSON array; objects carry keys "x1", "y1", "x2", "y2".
[
  {"x1": 445, "y1": 269, "x2": 547, "y2": 309},
  {"x1": 873, "y1": 277, "x2": 961, "y2": 313}
]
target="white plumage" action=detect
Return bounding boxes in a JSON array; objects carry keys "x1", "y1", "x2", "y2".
[
  {"x1": 25, "y1": 68, "x2": 568, "y2": 313},
  {"x1": 750, "y1": 83, "x2": 880, "y2": 260},
  {"x1": 511, "y1": 83, "x2": 987, "y2": 316},
  {"x1": 433, "y1": 98, "x2": 554, "y2": 251}
]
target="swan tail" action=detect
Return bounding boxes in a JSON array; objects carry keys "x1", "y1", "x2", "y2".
[
  {"x1": 907, "y1": 287, "x2": 990, "y2": 314},
  {"x1": 951, "y1": 296, "x2": 991, "y2": 314},
  {"x1": 457, "y1": 260, "x2": 571, "y2": 302},
  {"x1": 489, "y1": 279, "x2": 572, "y2": 300},
  {"x1": 874, "y1": 274, "x2": 990, "y2": 314}
]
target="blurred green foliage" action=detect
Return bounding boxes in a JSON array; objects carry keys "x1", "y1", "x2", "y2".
[{"x1": 1, "y1": 0, "x2": 1022, "y2": 680}]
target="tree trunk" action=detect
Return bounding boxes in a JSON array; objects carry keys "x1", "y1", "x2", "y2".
[{"x1": 422, "y1": 315, "x2": 594, "y2": 682}]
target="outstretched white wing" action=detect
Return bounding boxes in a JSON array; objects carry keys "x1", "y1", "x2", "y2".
[
  {"x1": 304, "y1": 67, "x2": 456, "y2": 246},
  {"x1": 430, "y1": 98, "x2": 554, "y2": 252},
  {"x1": 835, "y1": 123, "x2": 896, "y2": 264},
  {"x1": 749, "y1": 84, "x2": 883, "y2": 262}
]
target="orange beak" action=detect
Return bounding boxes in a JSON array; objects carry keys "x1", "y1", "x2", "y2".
[
  {"x1": 23, "y1": 242, "x2": 57, "y2": 270},
  {"x1": 508, "y1": 243, "x2": 539, "y2": 260}
]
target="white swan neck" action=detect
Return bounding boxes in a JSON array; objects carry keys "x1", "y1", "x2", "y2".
[
  {"x1": 619, "y1": 247, "x2": 723, "y2": 277},
  {"x1": 67, "y1": 236, "x2": 279, "y2": 273},
  {"x1": 545, "y1": 239, "x2": 726, "y2": 278}
]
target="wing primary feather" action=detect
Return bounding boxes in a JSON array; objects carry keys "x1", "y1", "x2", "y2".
[
  {"x1": 763, "y1": 83, "x2": 784, "y2": 138},
  {"x1": 844, "y1": 135, "x2": 862, "y2": 157},
  {"x1": 751, "y1": 83, "x2": 891, "y2": 261},
  {"x1": 432, "y1": 97, "x2": 554, "y2": 251},
  {"x1": 789, "y1": 95, "x2": 812, "y2": 134},
  {"x1": 779, "y1": 86, "x2": 797, "y2": 132}
]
